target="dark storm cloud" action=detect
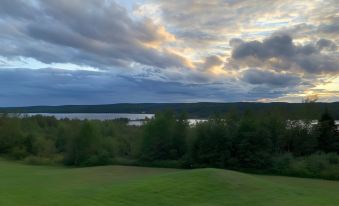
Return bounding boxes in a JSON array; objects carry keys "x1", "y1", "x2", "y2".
[
  {"x1": 0, "y1": 68, "x2": 265, "y2": 106},
  {"x1": 233, "y1": 35, "x2": 305, "y2": 59},
  {"x1": 0, "y1": 0, "x2": 36, "y2": 19},
  {"x1": 230, "y1": 34, "x2": 339, "y2": 74},
  {"x1": 247, "y1": 85, "x2": 298, "y2": 101},
  {"x1": 317, "y1": 16, "x2": 339, "y2": 34},
  {"x1": 199, "y1": 55, "x2": 224, "y2": 71},
  {"x1": 229, "y1": 38, "x2": 243, "y2": 47},
  {"x1": 316, "y1": 39, "x2": 337, "y2": 51},
  {"x1": 241, "y1": 69, "x2": 300, "y2": 87},
  {"x1": 319, "y1": 23, "x2": 339, "y2": 34},
  {"x1": 0, "y1": 0, "x2": 186, "y2": 69}
]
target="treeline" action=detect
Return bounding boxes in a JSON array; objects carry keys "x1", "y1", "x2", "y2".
[
  {"x1": 0, "y1": 110, "x2": 338, "y2": 180},
  {"x1": 1, "y1": 102, "x2": 339, "y2": 119},
  {"x1": 0, "y1": 115, "x2": 141, "y2": 166},
  {"x1": 140, "y1": 111, "x2": 339, "y2": 180}
]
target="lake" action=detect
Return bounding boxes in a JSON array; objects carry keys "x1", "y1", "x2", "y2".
[
  {"x1": 19, "y1": 113, "x2": 207, "y2": 126},
  {"x1": 12, "y1": 113, "x2": 339, "y2": 127},
  {"x1": 22, "y1": 113, "x2": 154, "y2": 121}
]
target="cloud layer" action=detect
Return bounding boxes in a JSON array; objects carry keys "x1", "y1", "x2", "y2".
[
  {"x1": 0, "y1": 0, "x2": 189, "y2": 69},
  {"x1": 0, "y1": 68, "x2": 269, "y2": 106},
  {"x1": 0, "y1": 0, "x2": 338, "y2": 105},
  {"x1": 231, "y1": 34, "x2": 338, "y2": 74}
]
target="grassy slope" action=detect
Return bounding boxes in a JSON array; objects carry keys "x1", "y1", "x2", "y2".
[{"x1": 1, "y1": 160, "x2": 339, "y2": 206}]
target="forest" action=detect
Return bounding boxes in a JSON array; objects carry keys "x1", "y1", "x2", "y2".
[
  {"x1": 0, "y1": 109, "x2": 338, "y2": 180},
  {"x1": 1, "y1": 102, "x2": 339, "y2": 119}
]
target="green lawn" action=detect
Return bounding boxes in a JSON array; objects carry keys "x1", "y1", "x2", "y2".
[{"x1": 1, "y1": 160, "x2": 339, "y2": 206}]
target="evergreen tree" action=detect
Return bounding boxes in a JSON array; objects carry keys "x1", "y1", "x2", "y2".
[
  {"x1": 141, "y1": 111, "x2": 188, "y2": 161},
  {"x1": 234, "y1": 116, "x2": 273, "y2": 169},
  {"x1": 192, "y1": 116, "x2": 232, "y2": 168},
  {"x1": 65, "y1": 122, "x2": 97, "y2": 165},
  {"x1": 317, "y1": 110, "x2": 339, "y2": 153}
]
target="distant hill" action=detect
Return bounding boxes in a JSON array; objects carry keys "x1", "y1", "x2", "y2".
[{"x1": 0, "y1": 102, "x2": 338, "y2": 119}]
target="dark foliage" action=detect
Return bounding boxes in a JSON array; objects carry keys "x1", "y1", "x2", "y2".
[
  {"x1": 0, "y1": 109, "x2": 338, "y2": 180},
  {"x1": 316, "y1": 110, "x2": 339, "y2": 152},
  {"x1": 140, "y1": 111, "x2": 187, "y2": 161},
  {"x1": 192, "y1": 117, "x2": 232, "y2": 168},
  {"x1": 1, "y1": 102, "x2": 339, "y2": 119}
]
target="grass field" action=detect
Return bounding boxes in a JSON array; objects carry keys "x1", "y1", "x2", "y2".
[{"x1": 1, "y1": 160, "x2": 339, "y2": 206}]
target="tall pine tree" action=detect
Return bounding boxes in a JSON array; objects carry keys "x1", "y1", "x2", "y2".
[{"x1": 317, "y1": 109, "x2": 339, "y2": 153}]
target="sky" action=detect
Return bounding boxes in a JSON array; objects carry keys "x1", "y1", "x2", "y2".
[{"x1": 0, "y1": 0, "x2": 338, "y2": 106}]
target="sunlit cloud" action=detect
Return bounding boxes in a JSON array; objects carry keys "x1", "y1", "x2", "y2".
[{"x1": 0, "y1": 0, "x2": 338, "y2": 105}]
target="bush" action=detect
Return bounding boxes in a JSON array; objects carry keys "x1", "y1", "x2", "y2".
[
  {"x1": 320, "y1": 165, "x2": 339, "y2": 180},
  {"x1": 326, "y1": 153, "x2": 339, "y2": 164},
  {"x1": 305, "y1": 154, "x2": 330, "y2": 175},
  {"x1": 271, "y1": 153, "x2": 294, "y2": 174},
  {"x1": 24, "y1": 155, "x2": 63, "y2": 165},
  {"x1": 82, "y1": 150, "x2": 114, "y2": 166},
  {"x1": 289, "y1": 160, "x2": 311, "y2": 177},
  {"x1": 9, "y1": 146, "x2": 28, "y2": 160},
  {"x1": 271, "y1": 153, "x2": 339, "y2": 180}
]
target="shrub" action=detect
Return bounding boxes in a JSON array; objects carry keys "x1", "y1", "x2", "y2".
[
  {"x1": 24, "y1": 155, "x2": 63, "y2": 165},
  {"x1": 271, "y1": 153, "x2": 294, "y2": 174},
  {"x1": 271, "y1": 153, "x2": 339, "y2": 180},
  {"x1": 305, "y1": 153, "x2": 330, "y2": 176},
  {"x1": 9, "y1": 146, "x2": 28, "y2": 160}
]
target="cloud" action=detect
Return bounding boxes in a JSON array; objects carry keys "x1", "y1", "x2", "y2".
[
  {"x1": 0, "y1": 0, "x2": 338, "y2": 104},
  {"x1": 1, "y1": 66, "x2": 304, "y2": 106},
  {"x1": 197, "y1": 55, "x2": 224, "y2": 71},
  {"x1": 0, "y1": 0, "x2": 188, "y2": 69},
  {"x1": 316, "y1": 39, "x2": 337, "y2": 51},
  {"x1": 144, "y1": 1, "x2": 336, "y2": 44},
  {"x1": 0, "y1": 68, "x2": 259, "y2": 106},
  {"x1": 317, "y1": 16, "x2": 339, "y2": 34},
  {"x1": 241, "y1": 68, "x2": 301, "y2": 87},
  {"x1": 230, "y1": 34, "x2": 339, "y2": 74}
]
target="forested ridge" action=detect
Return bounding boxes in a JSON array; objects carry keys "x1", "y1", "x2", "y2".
[{"x1": 1, "y1": 102, "x2": 339, "y2": 119}]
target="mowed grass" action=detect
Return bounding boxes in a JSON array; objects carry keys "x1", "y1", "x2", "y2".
[{"x1": 1, "y1": 160, "x2": 339, "y2": 206}]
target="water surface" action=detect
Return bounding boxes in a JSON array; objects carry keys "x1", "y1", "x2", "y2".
[{"x1": 21, "y1": 113, "x2": 207, "y2": 126}]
